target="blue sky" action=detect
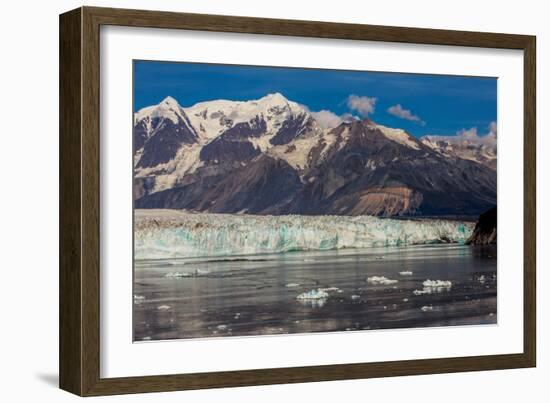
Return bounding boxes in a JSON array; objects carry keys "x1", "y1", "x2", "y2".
[{"x1": 134, "y1": 60, "x2": 497, "y2": 138}]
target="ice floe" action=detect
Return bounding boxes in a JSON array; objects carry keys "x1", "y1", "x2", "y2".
[
  {"x1": 420, "y1": 305, "x2": 434, "y2": 312},
  {"x1": 423, "y1": 279, "x2": 452, "y2": 288},
  {"x1": 157, "y1": 305, "x2": 171, "y2": 310},
  {"x1": 296, "y1": 289, "x2": 332, "y2": 307},
  {"x1": 367, "y1": 276, "x2": 398, "y2": 285},
  {"x1": 296, "y1": 289, "x2": 329, "y2": 300},
  {"x1": 414, "y1": 279, "x2": 452, "y2": 295},
  {"x1": 399, "y1": 271, "x2": 413, "y2": 276}
]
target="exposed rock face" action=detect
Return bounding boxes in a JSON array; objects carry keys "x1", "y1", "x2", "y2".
[
  {"x1": 466, "y1": 206, "x2": 497, "y2": 245},
  {"x1": 340, "y1": 186, "x2": 424, "y2": 216},
  {"x1": 133, "y1": 94, "x2": 497, "y2": 217}
]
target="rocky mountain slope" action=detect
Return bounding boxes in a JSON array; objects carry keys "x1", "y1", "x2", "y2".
[
  {"x1": 421, "y1": 128, "x2": 497, "y2": 170},
  {"x1": 134, "y1": 94, "x2": 497, "y2": 217}
]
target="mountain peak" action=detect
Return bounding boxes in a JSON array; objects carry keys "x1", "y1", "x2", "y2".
[
  {"x1": 258, "y1": 92, "x2": 291, "y2": 106},
  {"x1": 160, "y1": 96, "x2": 181, "y2": 108},
  {"x1": 263, "y1": 92, "x2": 288, "y2": 101},
  {"x1": 134, "y1": 96, "x2": 188, "y2": 127}
]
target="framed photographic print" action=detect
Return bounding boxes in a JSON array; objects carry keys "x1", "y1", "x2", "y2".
[{"x1": 59, "y1": 6, "x2": 536, "y2": 396}]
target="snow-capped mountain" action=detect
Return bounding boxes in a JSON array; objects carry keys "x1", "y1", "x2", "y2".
[
  {"x1": 421, "y1": 129, "x2": 497, "y2": 170},
  {"x1": 133, "y1": 96, "x2": 198, "y2": 168},
  {"x1": 133, "y1": 93, "x2": 320, "y2": 196},
  {"x1": 134, "y1": 94, "x2": 496, "y2": 216}
]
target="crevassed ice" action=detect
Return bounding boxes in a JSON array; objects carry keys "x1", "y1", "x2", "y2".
[{"x1": 134, "y1": 210, "x2": 474, "y2": 260}]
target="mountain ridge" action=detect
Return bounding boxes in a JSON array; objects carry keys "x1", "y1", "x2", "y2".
[{"x1": 133, "y1": 94, "x2": 497, "y2": 217}]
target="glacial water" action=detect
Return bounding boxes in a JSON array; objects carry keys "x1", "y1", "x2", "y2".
[{"x1": 133, "y1": 243, "x2": 497, "y2": 341}]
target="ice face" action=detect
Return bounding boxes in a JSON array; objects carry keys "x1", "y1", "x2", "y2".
[{"x1": 134, "y1": 210, "x2": 474, "y2": 260}]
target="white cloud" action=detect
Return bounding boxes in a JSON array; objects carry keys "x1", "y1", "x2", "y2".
[
  {"x1": 346, "y1": 95, "x2": 377, "y2": 117},
  {"x1": 387, "y1": 104, "x2": 425, "y2": 125},
  {"x1": 310, "y1": 110, "x2": 343, "y2": 129},
  {"x1": 303, "y1": 104, "x2": 360, "y2": 129}
]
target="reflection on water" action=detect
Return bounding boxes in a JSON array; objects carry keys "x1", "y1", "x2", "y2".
[{"x1": 133, "y1": 244, "x2": 497, "y2": 341}]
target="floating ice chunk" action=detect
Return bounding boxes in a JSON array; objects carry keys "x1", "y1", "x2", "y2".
[
  {"x1": 478, "y1": 275, "x2": 486, "y2": 283},
  {"x1": 413, "y1": 280, "x2": 452, "y2": 295},
  {"x1": 234, "y1": 313, "x2": 241, "y2": 319},
  {"x1": 297, "y1": 289, "x2": 329, "y2": 300},
  {"x1": 297, "y1": 289, "x2": 331, "y2": 306},
  {"x1": 217, "y1": 324, "x2": 228, "y2": 330},
  {"x1": 416, "y1": 279, "x2": 453, "y2": 294},
  {"x1": 285, "y1": 283, "x2": 300, "y2": 288},
  {"x1": 351, "y1": 295, "x2": 360, "y2": 300},
  {"x1": 142, "y1": 336, "x2": 151, "y2": 341},
  {"x1": 403, "y1": 298, "x2": 409, "y2": 302},
  {"x1": 399, "y1": 271, "x2": 413, "y2": 276},
  {"x1": 421, "y1": 305, "x2": 434, "y2": 312},
  {"x1": 423, "y1": 279, "x2": 452, "y2": 288},
  {"x1": 134, "y1": 294, "x2": 145, "y2": 300},
  {"x1": 157, "y1": 305, "x2": 171, "y2": 310},
  {"x1": 367, "y1": 276, "x2": 398, "y2": 285}
]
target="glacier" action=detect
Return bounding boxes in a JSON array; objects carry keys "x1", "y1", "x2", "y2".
[{"x1": 134, "y1": 209, "x2": 474, "y2": 260}]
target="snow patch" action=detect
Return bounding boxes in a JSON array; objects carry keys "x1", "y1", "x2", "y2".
[
  {"x1": 268, "y1": 134, "x2": 319, "y2": 170},
  {"x1": 377, "y1": 125, "x2": 420, "y2": 150}
]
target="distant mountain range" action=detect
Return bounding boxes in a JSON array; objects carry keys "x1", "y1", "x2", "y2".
[{"x1": 133, "y1": 93, "x2": 496, "y2": 216}]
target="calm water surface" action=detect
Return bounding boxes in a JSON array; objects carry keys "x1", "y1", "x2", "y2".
[{"x1": 133, "y1": 244, "x2": 497, "y2": 341}]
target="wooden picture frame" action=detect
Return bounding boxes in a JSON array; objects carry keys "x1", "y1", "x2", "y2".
[{"x1": 59, "y1": 6, "x2": 536, "y2": 396}]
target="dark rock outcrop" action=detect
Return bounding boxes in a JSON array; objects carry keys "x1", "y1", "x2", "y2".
[{"x1": 466, "y1": 206, "x2": 497, "y2": 245}]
